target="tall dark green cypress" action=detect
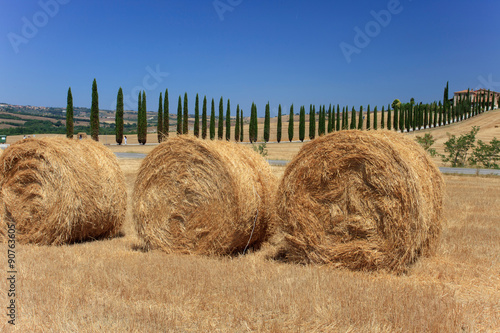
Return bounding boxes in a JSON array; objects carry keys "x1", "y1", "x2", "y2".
[
  {"x1": 358, "y1": 106, "x2": 363, "y2": 130},
  {"x1": 487, "y1": 89, "x2": 491, "y2": 110},
  {"x1": 183, "y1": 93, "x2": 188, "y2": 134},
  {"x1": 350, "y1": 106, "x2": 356, "y2": 130},
  {"x1": 299, "y1": 106, "x2": 305, "y2": 142},
  {"x1": 194, "y1": 93, "x2": 200, "y2": 137},
  {"x1": 249, "y1": 102, "x2": 258, "y2": 143},
  {"x1": 264, "y1": 101, "x2": 270, "y2": 142},
  {"x1": 309, "y1": 105, "x2": 316, "y2": 140},
  {"x1": 341, "y1": 106, "x2": 346, "y2": 130},
  {"x1": 318, "y1": 105, "x2": 325, "y2": 136},
  {"x1": 327, "y1": 104, "x2": 332, "y2": 133},
  {"x1": 438, "y1": 102, "x2": 443, "y2": 127},
  {"x1": 393, "y1": 104, "x2": 399, "y2": 131},
  {"x1": 137, "y1": 92, "x2": 142, "y2": 143},
  {"x1": 380, "y1": 105, "x2": 385, "y2": 129},
  {"x1": 210, "y1": 98, "x2": 215, "y2": 140},
  {"x1": 240, "y1": 108, "x2": 244, "y2": 142},
  {"x1": 336, "y1": 105, "x2": 340, "y2": 131},
  {"x1": 288, "y1": 104, "x2": 294, "y2": 142},
  {"x1": 218, "y1": 97, "x2": 224, "y2": 140},
  {"x1": 443, "y1": 81, "x2": 449, "y2": 109},
  {"x1": 433, "y1": 103, "x2": 437, "y2": 127},
  {"x1": 226, "y1": 99, "x2": 231, "y2": 141},
  {"x1": 115, "y1": 87, "x2": 123, "y2": 144},
  {"x1": 90, "y1": 79, "x2": 99, "y2": 141},
  {"x1": 277, "y1": 104, "x2": 282, "y2": 143},
  {"x1": 177, "y1": 96, "x2": 182, "y2": 135},
  {"x1": 66, "y1": 87, "x2": 74, "y2": 139},
  {"x1": 387, "y1": 104, "x2": 392, "y2": 130},
  {"x1": 140, "y1": 91, "x2": 147, "y2": 144},
  {"x1": 157, "y1": 92, "x2": 163, "y2": 143},
  {"x1": 373, "y1": 105, "x2": 377, "y2": 130},
  {"x1": 202, "y1": 96, "x2": 207, "y2": 139},
  {"x1": 235, "y1": 104, "x2": 240, "y2": 142},
  {"x1": 164, "y1": 89, "x2": 169, "y2": 138}
]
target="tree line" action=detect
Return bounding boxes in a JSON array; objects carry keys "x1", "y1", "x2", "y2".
[{"x1": 65, "y1": 81, "x2": 500, "y2": 144}]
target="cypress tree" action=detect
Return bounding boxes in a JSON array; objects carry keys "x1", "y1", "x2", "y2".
[
  {"x1": 226, "y1": 99, "x2": 231, "y2": 141},
  {"x1": 438, "y1": 102, "x2": 443, "y2": 127},
  {"x1": 235, "y1": 104, "x2": 240, "y2": 142},
  {"x1": 399, "y1": 104, "x2": 405, "y2": 132},
  {"x1": 157, "y1": 92, "x2": 163, "y2": 143},
  {"x1": 240, "y1": 108, "x2": 244, "y2": 142},
  {"x1": 299, "y1": 105, "x2": 305, "y2": 142},
  {"x1": 288, "y1": 104, "x2": 294, "y2": 142},
  {"x1": 194, "y1": 93, "x2": 200, "y2": 137},
  {"x1": 218, "y1": 97, "x2": 224, "y2": 140},
  {"x1": 210, "y1": 98, "x2": 215, "y2": 140},
  {"x1": 387, "y1": 104, "x2": 392, "y2": 130},
  {"x1": 358, "y1": 105, "x2": 363, "y2": 130},
  {"x1": 487, "y1": 89, "x2": 491, "y2": 110},
  {"x1": 90, "y1": 78, "x2": 99, "y2": 141},
  {"x1": 336, "y1": 104, "x2": 340, "y2": 131},
  {"x1": 66, "y1": 87, "x2": 74, "y2": 139},
  {"x1": 277, "y1": 104, "x2": 282, "y2": 143},
  {"x1": 327, "y1": 104, "x2": 332, "y2": 133},
  {"x1": 424, "y1": 104, "x2": 429, "y2": 128},
  {"x1": 140, "y1": 91, "x2": 147, "y2": 144},
  {"x1": 137, "y1": 92, "x2": 142, "y2": 143},
  {"x1": 249, "y1": 102, "x2": 258, "y2": 143},
  {"x1": 183, "y1": 92, "x2": 188, "y2": 134},
  {"x1": 366, "y1": 105, "x2": 371, "y2": 130},
  {"x1": 115, "y1": 87, "x2": 123, "y2": 144},
  {"x1": 341, "y1": 106, "x2": 346, "y2": 130},
  {"x1": 264, "y1": 101, "x2": 270, "y2": 142},
  {"x1": 177, "y1": 96, "x2": 182, "y2": 135},
  {"x1": 318, "y1": 105, "x2": 325, "y2": 136},
  {"x1": 394, "y1": 104, "x2": 399, "y2": 131},
  {"x1": 164, "y1": 89, "x2": 169, "y2": 138},
  {"x1": 309, "y1": 105, "x2": 316, "y2": 140},
  {"x1": 202, "y1": 96, "x2": 207, "y2": 139},
  {"x1": 380, "y1": 105, "x2": 385, "y2": 129},
  {"x1": 350, "y1": 106, "x2": 356, "y2": 130},
  {"x1": 373, "y1": 105, "x2": 377, "y2": 130},
  {"x1": 443, "y1": 81, "x2": 449, "y2": 109}
]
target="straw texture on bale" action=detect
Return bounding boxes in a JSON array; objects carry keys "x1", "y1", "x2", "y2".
[
  {"x1": 0, "y1": 137, "x2": 126, "y2": 245},
  {"x1": 133, "y1": 135, "x2": 277, "y2": 255},
  {"x1": 273, "y1": 130, "x2": 444, "y2": 272}
]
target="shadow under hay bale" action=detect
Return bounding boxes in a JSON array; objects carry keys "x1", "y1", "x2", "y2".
[
  {"x1": 133, "y1": 135, "x2": 278, "y2": 256},
  {"x1": 272, "y1": 130, "x2": 444, "y2": 272},
  {"x1": 0, "y1": 137, "x2": 127, "y2": 245}
]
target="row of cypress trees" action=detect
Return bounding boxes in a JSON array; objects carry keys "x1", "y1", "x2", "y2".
[{"x1": 66, "y1": 81, "x2": 498, "y2": 144}]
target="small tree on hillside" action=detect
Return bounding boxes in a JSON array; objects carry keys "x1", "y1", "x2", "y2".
[
  {"x1": 226, "y1": 99, "x2": 231, "y2": 141},
  {"x1": 115, "y1": 87, "x2": 124, "y2": 144},
  {"x1": 240, "y1": 108, "x2": 244, "y2": 142},
  {"x1": 327, "y1": 104, "x2": 332, "y2": 133},
  {"x1": 157, "y1": 92, "x2": 163, "y2": 143},
  {"x1": 387, "y1": 104, "x2": 392, "y2": 130},
  {"x1": 202, "y1": 96, "x2": 207, "y2": 139},
  {"x1": 235, "y1": 104, "x2": 240, "y2": 142},
  {"x1": 66, "y1": 87, "x2": 74, "y2": 139},
  {"x1": 288, "y1": 104, "x2": 294, "y2": 142},
  {"x1": 194, "y1": 93, "x2": 200, "y2": 137},
  {"x1": 299, "y1": 105, "x2": 305, "y2": 142},
  {"x1": 90, "y1": 79, "x2": 99, "y2": 141},
  {"x1": 183, "y1": 92, "x2": 188, "y2": 134},
  {"x1": 264, "y1": 101, "x2": 270, "y2": 142},
  {"x1": 277, "y1": 104, "x2": 282, "y2": 143},
  {"x1": 373, "y1": 105, "x2": 377, "y2": 130},
  {"x1": 366, "y1": 105, "x2": 371, "y2": 130},
  {"x1": 177, "y1": 95, "x2": 182, "y2": 135},
  {"x1": 163, "y1": 89, "x2": 169, "y2": 138},
  {"x1": 336, "y1": 104, "x2": 340, "y2": 131},
  {"x1": 309, "y1": 105, "x2": 316, "y2": 140},
  {"x1": 210, "y1": 98, "x2": 215, "y2": 140},
  {"x1": 357, "y1": 105, "x2": 363, "y2": 130},
  {"x1": 350, "y1": 106, "x2": 356, "y2": 130}
]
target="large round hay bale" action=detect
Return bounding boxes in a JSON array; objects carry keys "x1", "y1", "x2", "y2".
[
  {"x1": 273, "y1": 130, "x2": 444, "y2": 272},
  {"x1": 133, "y1": 136, "x2": 277, "y2": 255},
  {"x1": 0, "y1": 137, "x2": 126, "y2": 245}
]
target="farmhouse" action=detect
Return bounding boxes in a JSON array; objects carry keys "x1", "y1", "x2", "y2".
[{"x1": 453, "y1": 88, "x2": 500, "y2": 108}]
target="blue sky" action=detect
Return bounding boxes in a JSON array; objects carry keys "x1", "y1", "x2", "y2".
[{"x1": 1, "y1": 0, "x2": 499, "y2": 116}]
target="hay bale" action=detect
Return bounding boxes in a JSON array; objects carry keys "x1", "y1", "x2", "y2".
[
  {"x1": 133, "y1": 135, "x2": 277, "y2": 255},
  {"x1": 273, "y1": 130, "x2": 444, "y2": 272},
  {"x1": 0, "y1": 137, "x2": 126, "y2": 245}
]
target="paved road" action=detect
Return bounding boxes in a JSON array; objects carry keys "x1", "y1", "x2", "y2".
[{"x1": 114, "y1": 153, "x2": 500, "y2": 175}]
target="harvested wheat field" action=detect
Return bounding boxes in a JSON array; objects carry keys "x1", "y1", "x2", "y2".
[
  {"x1": 0, "y1": 137, "x2": 126, "y2": 245},
  {"x1": 271, "y1": 130, "x2": 444, "y2": 273},
  {"x1": 133, "y1": 135, "x2": 277, "y2": 255},
  {"x1": 0, "y1": 150, "x2": 498, "y2": 331}
]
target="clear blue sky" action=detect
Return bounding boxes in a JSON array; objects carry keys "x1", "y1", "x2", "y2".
[{"x1": 1, "y1": 0, "x2": 499, "y2": 117}]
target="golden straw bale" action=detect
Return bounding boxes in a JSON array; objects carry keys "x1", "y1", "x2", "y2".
[
  {"x1": 0, "y1": 137, "x2": 126, "y2": 245},
  {"x1": 133, "y1": 135, "x2": 277, "y2": 255},
  {"x1": 273, "y1": 130, "x2": 444, "y2": 272}
]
